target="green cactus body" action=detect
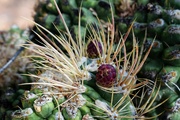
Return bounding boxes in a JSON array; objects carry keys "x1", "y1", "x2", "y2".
[
  {"x1": 72, "y1": 7, "x2": 98, "y2": 26},
  {"x1": 43, "y1": 14, "x2": 57, "y2": 29},
  {"x1": 46, "y1": 0, "x2": 60, "y2": 14},
  {"x1": 76, "y1": 0, "x2": 98, "y2": 9},
  {"x1": 48, "y1": 109, "x2": 64, "y2": 120},
  {"x1": 133, "y1": 11, "x2": 147, "y2": 23},
  {"x1": 43, "y1": 13, "x2": 71, "y2": 31},
  {"x1": 79, "y1": 105, "x2": 91, "y2": 116},
  {"x1": 166, "y1": 111, "x2": 180, "y2": 120},
  {"x1": 117, "y1": 22, "x2": 128, "y2": 34},
  {"x1": 70, "y1": 25, "x2": 86, "y2": 40},
  {"x1": 158, "y1": 66, "x2": 180, "y2": 90},
  {"x1": 132, "y1": 22, "x2": 147, "y2": 40},
  {"x1": 143, "y1": 38, "x2": 164, "y2": 58},
  {"x1": 30, "y1": 84, "x2": 47, "y2": 96},
  {"x1": 62, "y1": 108, "x2": 82, "y2": 120},
  {"x1": 53, "y1": 94, "x2": 66, "y2": 106},
  {"x1": 21, "y1": 91, "x2": 38, "y2": 109},
  {"x1": 96, "y1": 86, "x2": 123, "y2": 105},
  {"x1": 163, "y1": 93, "x2": 180, "y2": 112},
  {"x1": 84, "y1": 85, "x2": 102, "y2": 100},
  {"x1": 148, "y1": 19, "x2": 167, "y2": 38},
  {"x1": 94, "y1": 0, "x2": 115, "y2": 21},
  {"x1": 162, "y1": 45, "x2": 180, "y2": 66},
  {"x1": 161, "y1": 24, "x2": 180, "y2": 45},
  {"x1": 59, "y1": 0, "x2": 77, "y2": 14},
  {"x1": 33, "y1": 95, "x2": 55, "y2": 118},
  {"x1": 162, "y1": 9, "x2": 180, "y2": 24},
  {"x1": 147, "y1": 3, "x2": 164, "y2": 22},
  {"x1": 11, "y1": 108, "x2": 41, "y2": 120},
  {"x1": 137, "y1": 0, "x2": 149, "y2": 6},
  {"x1": 138, "y1": 58, "x2": 163, "y2": 80},
  {"x1": 81, "y1": 94, "x2": 95, "y2": 109},
  {"x1": 163, "y1": 0, "x2": 180, "y2": 9}
]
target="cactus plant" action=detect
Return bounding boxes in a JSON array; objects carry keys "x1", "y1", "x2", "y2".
[{"x1": 1, "y1": 0, "x2": 180, "y2": 119}]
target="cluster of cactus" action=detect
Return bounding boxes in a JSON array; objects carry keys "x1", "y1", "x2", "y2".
[
  {"x1": 133, "y1": 1, "x2": 180, "y2": 119},
  {"x1": 132, "y1": 0, "x2": 180, "y2": 81},
  {"x1": 2, "y1": 0, "x2": 180, "y2": 119},
  {"x1": 135, "y1": 1, "x2": 180, "y2": 120},
  {"x1": 0, "y1": 25, "x2": 34, "y2": 119}
]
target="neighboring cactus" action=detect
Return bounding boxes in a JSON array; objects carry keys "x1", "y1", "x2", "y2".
[{"x1": 0, "y1": 26, "x2": 35, "y2": 119}]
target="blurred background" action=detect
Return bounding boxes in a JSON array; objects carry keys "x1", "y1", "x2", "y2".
[{"x1": 0, "y1": 0, "x2": 36, "y2": 30}]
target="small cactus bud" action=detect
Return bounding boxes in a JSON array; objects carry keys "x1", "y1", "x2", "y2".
[
  {"x1": 87, "y1": 40, "x2": 103, "y2": 58},
  {"x1": 96, "y1": 64, "x2": 116, "y2": 87}
]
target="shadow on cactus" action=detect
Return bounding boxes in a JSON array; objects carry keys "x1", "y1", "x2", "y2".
[{"x1": 8, "y1": 0, "x2": 168, "y2": 120}]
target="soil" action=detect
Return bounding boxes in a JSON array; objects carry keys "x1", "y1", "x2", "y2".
[{"x1": 0, "y1": 0, "x2": 37, "y2": 31}]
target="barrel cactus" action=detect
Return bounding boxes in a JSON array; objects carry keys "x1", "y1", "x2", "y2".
[{"x1": 2, "y1": 0, "x2": 180, "y2": 119}]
